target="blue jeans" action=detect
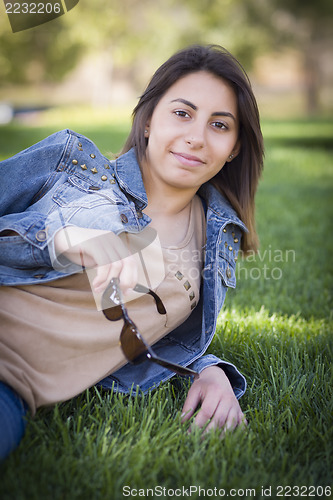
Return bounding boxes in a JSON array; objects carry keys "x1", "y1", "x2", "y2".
[{"x1": 0, "y1": 382, "x2": 28, "y2": 460}]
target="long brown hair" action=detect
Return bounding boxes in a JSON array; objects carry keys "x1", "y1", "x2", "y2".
[{"x1": 122, "y1": 44, "x2": 264, "y2": 253}]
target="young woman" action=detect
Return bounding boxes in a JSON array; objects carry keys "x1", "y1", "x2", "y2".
[{"x1": 0, "y1": 44, "x2": 264, "y2": 459}]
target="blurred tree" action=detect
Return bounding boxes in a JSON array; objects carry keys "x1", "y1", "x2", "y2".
[
  {"x1": 0, "y1": 14, "x2": 81, "y2": 84},
  {"x1": 267, "y1": 0, "x2": 333, "y2": 115},
  {"x1": 238, "y1": 0, "x2": 333, "y2": 115},
  {"x1": 176, "y1": 0, "x2": 272, "y2": 64}
]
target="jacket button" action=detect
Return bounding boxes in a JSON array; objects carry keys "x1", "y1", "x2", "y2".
[
  {"x1": 90, "y1": 153, "x2": 96, "y2": 159},
  {"x1": 136, "y1": 210, "x2": 143, "y2": 219},
  {"x1": 36, "y1": 230, "x2": 47, "y2": 241},
  {"x1": 226, "y1": 267, "x2": 232, "y2": 279},
  {"x1": 120, "y1": 214, "x2": 128, "y2": 224}
]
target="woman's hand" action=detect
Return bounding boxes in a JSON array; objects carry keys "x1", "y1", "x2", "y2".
[
  {"x1": 181, "y1": 365, "x2": 247, "y2": 436},
  {"x1": 54, "y1": 226, "x2": 138, "y2": 294}
]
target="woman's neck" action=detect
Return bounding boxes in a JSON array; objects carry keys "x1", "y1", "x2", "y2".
[
  {"x1": 141, "y1": 173, "x2": 197, "y2": 246},
  {"x1": 145, "y1": 198, "x2": 193, "y2": 247},
  {"x1": 141, "y1": 166, "x2": 197, "y2": 218},
  {"x1": 144, "y1": 191, "x2": 194, "y2": 218}
]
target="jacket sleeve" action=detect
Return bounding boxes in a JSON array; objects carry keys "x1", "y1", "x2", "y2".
[
  {"x1": 0, "y1": 130, "x2": 71, "y2": 269},
  {"x1": 188, "y1": 354, "x2": 247, "y2": 400}
]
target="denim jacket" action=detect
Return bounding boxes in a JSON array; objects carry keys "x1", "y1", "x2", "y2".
[{"x1": 0, "y1": 129, "x2": 247, "y2": 398}]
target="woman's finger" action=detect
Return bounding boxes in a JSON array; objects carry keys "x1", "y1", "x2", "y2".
[
  {"x1": 118, "y1": 255, "x2": 138, "y2": 293},
  {"x1": 181, "y1": 382, "x2": 201, "y2": 422},
  {"x1": 193, "y1": 391, "x2": 219, "y2": 429},
  {"x1": 93, "y1": 260, "x2": 123, "y2": 292}
]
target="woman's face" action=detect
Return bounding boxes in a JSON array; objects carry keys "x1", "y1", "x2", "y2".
[{"x1": 143, "y1": 70, "x2": 240, "y2": 192}]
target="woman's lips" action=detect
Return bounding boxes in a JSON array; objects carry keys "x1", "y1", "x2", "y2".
[{"x1": 172, "y1": 152, "x2": 205, "y2": 167}]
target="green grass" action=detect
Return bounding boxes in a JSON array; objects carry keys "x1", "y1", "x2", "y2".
[{"x1": 0, "y1": 115, "x2": 332, "y2": 499}]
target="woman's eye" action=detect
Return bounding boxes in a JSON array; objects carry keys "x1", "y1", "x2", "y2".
[
  {"x1": 174, "y1": 110, "x2": 190, "y2": 118},
  {"x1": 212, "y1": 121, "x2": 228, "y2": 130}
]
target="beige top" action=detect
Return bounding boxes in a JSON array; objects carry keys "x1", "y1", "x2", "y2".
[{"x1": 0, "y1": 196, "x2": 206, "y2": 413}]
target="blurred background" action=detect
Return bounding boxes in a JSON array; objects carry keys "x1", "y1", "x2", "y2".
[{"x1": 0, "y1": 0, "x2": 332, "y2": 129}]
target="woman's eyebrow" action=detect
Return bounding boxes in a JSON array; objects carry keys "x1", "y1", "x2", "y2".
[
  {"x1": 171, "y1": 98, "x2": 197, "y2": 110},
  {"x1": 171, "y1": 98, "x2": 236, "y2": 121},
  {"x1": 212, "y1": 111, "x2": 236, "y2": 121}
]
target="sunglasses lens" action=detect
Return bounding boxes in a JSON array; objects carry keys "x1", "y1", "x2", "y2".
[
  {"x1": 120, "y1": 322, "x2": 149, "y2": 364},
  {"x1": 102, "y1": 304, "x2": 123, "y2": 321},
  {"x1": 133, "y1": 283, "x2": 166, "y2": 315},
  {"x1": 154, "y1": 296, "x2": 166, "y2": 315}
]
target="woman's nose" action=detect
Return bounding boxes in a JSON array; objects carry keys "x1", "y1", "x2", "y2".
[{"x1": 185, "y1": 123, "x2": 205, "y2": 148}]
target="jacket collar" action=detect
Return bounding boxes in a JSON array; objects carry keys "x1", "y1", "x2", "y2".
[{"x1": 114, "y1": 148, "x2": 148, "y2": 209}]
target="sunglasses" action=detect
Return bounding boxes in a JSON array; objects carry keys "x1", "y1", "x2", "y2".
[{"x1": 102, "y1": 278, "x2": 199, "y2": 379}]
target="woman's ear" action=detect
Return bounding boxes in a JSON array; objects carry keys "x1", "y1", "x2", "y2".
[
  {"x1": 144, "y1": 123, "x2": 150, "y2": 138},
  {"x1": 227, "y1": 141, "x2": 241, "y2": 162}
]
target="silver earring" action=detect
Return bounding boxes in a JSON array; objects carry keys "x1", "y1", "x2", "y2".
[{"x1": 229, "y1": 154, "x2": 234, "y2": 160}]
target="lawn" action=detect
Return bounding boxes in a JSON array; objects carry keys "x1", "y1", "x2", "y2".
[{"x1": 0, "y1": 113, "x2": 332, "y2": 500}]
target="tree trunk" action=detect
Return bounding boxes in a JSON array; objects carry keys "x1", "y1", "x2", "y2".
[{"x1": 303, "y1": 41, "x2": 321, "y2": 116}]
